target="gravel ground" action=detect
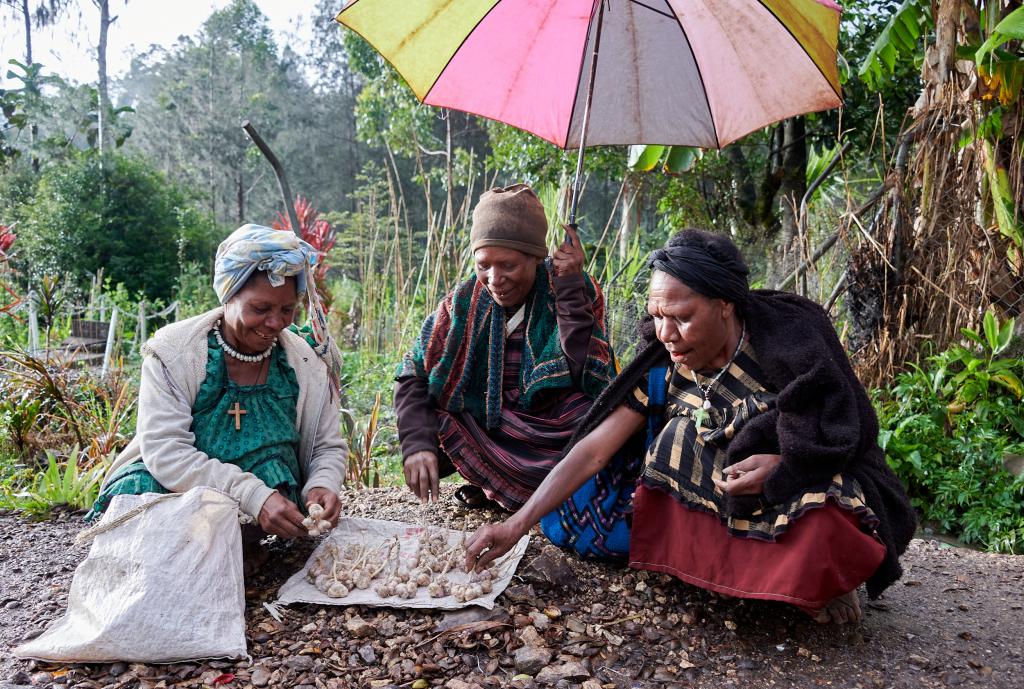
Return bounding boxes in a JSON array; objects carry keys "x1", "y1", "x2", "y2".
[{"x1": 1, "y1": 487, "x2": 1022, "y2": 689}]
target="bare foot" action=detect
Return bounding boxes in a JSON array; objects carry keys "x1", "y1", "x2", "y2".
[{"x1": 813, "y1": 590, "x2": 862, "y2": 625}]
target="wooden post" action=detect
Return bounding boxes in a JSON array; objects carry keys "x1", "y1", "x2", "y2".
[
  {"x1": 136, "y1": 300, "x2": 147, "y2": 353},
  {"x1": 27, "y1": 289, "x2": 39, "y2": 354},
  {"x1": 102, "y1": 306, "x2": 118, "y2": 376}
]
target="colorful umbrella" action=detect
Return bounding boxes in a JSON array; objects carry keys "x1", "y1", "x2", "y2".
[{"x1": 337, "y1": 0, "x2": 842, "y2": 221}]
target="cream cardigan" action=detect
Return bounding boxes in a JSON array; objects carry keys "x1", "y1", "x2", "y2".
[{"x1": 105, "y1": 308, "x2": 347, "y2": 519}]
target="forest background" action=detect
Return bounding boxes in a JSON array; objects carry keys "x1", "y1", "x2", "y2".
[{"x1": 0, "y1": 0, "x2": 1022, "y2": 555}]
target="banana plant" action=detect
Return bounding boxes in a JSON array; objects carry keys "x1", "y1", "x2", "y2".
[
  {"x1": 857, "y1": 0, "x2": 932, "y2": 90},
  {"x1": 627, "y1": 144, "x2": 703, "y2": 175}
]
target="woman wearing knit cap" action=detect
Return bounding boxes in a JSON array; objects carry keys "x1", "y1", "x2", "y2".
[
  {"x1": 395, "y1": 184, "x2": 615, "y2": 511},
  {"x1": 466, "y1": 229, "x2": 916, "y2": 625},
  {"x1": 91, "y1": 224, "x2": 347, "y2": 568}
]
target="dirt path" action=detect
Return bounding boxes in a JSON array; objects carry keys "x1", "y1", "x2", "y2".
[{"x1": 1, "y1": 487, "x2": 1022, "y2": 689}]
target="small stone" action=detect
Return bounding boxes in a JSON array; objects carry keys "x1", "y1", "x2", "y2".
[
  {"x1": 796, "y1": 647, "x2": 811, "y2": 659},
  {"x1": 565, "y1": 617, "x2": 586, "y2": 633},
  {"x1": 724, "y1": 620, "x2": 737, "y2": 631},
  {"x1": 534, "y1": 661, "x2": 589, "y2": 684},
  {"x1": 519, "y1": 626, "x2": 545, "y2": 647},
  {"x1": 411, "y1": 680, "x2": 429, "y2": 689},
  {"x1": 346, "y1": 615, "x2": 374, "y2": 638},
  {"x1": 300, "y1": 622, "x2": 318, "y2": 633},
  {"x1": 359, "y1": 644, "x2": 377, "y2": 664},
  {"x1": 514, "y1": 645, "x2": 553, "y2": 675},
  {"x1": 528, "y1": 611, "x2": 550, "y2": 631},
  {"x1": 445, "y1": 680, "x2": 472, "y2": 689},
  {"x1": 251, "y1": 666, "x2": 272, "y2": 687},
  {"x1": 284, "y1": 655, "x2": 315, "y2": 671},
  {"x1": 5, "y1": 600, "x2": 21, "y2": 609},
  {"x1": 908, "y1": 654, "x2": 929, "y2": 668},
  {"x1": 525, "y1": 546, "x2": 576, "y2": 587},
  {"x1": 108, "y1": 662, "x2": 128, "y2": 677},
  {"x1": 581, "y1": 681, "x2": 602, "y2": 689}
]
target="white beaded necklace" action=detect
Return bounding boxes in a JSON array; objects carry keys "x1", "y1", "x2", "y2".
[
  {"x1": 692, "y1": 322, "x2": 746, "y2": 410},
  {"x1": 213, "y1": 320, "x2": 276, "y2": 363}
]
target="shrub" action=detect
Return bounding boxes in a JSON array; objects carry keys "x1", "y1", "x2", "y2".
[
  {"x1": 0, "y1": 447, "x2": 106, "y2": 517},
  {"x1": 12, "y1": 151, "x2": 220, "y2": 301},
  {"x1": 877, "y1": 312, "x2": 1024, "y2": 553}
]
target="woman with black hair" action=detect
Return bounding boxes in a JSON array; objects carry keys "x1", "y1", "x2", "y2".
[{"x1": 465, "y1": 229, "x2": 916, "y2": 624}]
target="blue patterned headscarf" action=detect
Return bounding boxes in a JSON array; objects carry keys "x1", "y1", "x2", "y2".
[{"x1": 213, "y1": 224, "x2": 316, "y2": 304}]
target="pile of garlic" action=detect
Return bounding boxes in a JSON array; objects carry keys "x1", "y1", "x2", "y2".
[
  {"x1": 302, "y1": 504, "x2": 333, "y2": 537},
  {"x1": 305, "y1": 526, "x2": 503, "y2": 604},
  {"x1": 306, "y1": 537, "x2": 398, "y2": 598}
]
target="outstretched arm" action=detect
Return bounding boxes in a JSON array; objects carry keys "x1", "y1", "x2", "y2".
[{"x1": 464, "y1": 404, "x2": 645, "y2": 570}]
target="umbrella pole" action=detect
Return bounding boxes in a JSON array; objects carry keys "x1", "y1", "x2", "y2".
[{"x1": 566, "y1": 0, "x2": 606, "y2": 243}]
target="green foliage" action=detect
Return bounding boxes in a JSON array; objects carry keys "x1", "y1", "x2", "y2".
[
  {"x1": 975, "y1": 6, "x2": 1024, "y2": 67},
  {"x1": 857, "y1": 0, "x2": 931, "y2": 91},
  {"x1": 0, "y1": 349, "x2": 138, "y2": 468},
  {"x1": 12, "y1": 151, "x2": 219, "y2": 300},
  {"x1": 627, "y1": 145, "x2": 703, "y2": 174},
  {"x1": 174, "y1": 261, "x2": 220, "y2": 320},
  {"x1": 0, "y1": 448, "x2": 106, "y2": 517},
  {"x1": 878, "y1": 312, "x2": 1024, "y2": 553},
  {"x1": 339, "y1": 348, "x2": 403, "y2": 483}
]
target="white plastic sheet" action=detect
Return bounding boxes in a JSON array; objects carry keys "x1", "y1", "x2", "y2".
[
  {"x1": 276, "y1": 517, "x2": 529, "y2": 610},
  {"x1": 15, "y1": 487, "x2": 247, "y2": 663}
]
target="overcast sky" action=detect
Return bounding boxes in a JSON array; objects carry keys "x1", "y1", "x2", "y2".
[{"x1": 1, "y1": 1, "x2": 321, "y2": 88}]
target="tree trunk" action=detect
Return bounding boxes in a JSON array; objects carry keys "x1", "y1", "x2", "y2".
[
  {"x1": 236, "y1": 170, "x2": 245, "y2": 225},
  {"x1": 21, "y1": 0, "x2": 32, "y2": 64},
  {"x1": 96, "y1": 0, "x2": 111, "y2": 153},
  {"x1": 22, "y1": 0, "x2": 39, "y2": 173},
  {"x1": 618, "y1": 172, "x2": 642, "y2": 260},
  {"x1": 778, "y1": 116, "x2": 807, "y2": 246}
]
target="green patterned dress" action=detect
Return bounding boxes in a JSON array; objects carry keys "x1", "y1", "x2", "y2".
[{"x1": 89, "y1": 332, "x2": 302, "y2": 519}]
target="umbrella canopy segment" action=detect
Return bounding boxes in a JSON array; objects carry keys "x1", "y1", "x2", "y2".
[{"x1": 337, "y1": 0, "x2": 843, "y2": 150}]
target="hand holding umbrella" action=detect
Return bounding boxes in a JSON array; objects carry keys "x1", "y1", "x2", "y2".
[{"x1": 553, "y1": 224, "x2": 586, "y2": 276}]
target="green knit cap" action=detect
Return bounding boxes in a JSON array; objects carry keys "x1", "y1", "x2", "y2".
[{"x1": 470, "y1": 184, "x2": 549, "y2": 258}]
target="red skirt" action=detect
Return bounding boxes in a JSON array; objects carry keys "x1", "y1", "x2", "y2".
[{"x1": 629, "y1": 485, "x2": 886, "y2": 613}]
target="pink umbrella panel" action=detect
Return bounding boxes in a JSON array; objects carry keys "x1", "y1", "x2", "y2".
[{"x1": 337, "y1": 0, "x2": 843, "y2": 151}]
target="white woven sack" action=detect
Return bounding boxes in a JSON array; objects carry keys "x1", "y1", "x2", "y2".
[{"x1": 15, "y1": 486, "x2": 247, "y2": 663}]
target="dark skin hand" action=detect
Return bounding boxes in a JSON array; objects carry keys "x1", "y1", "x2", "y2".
[
  {"x1": 464, "y1": 404, "x2": 644, "y2": 572},
  {"x1": 712, "y1": 453, "x2": 782, "y2": 495},
  {"x1": 258, "y1": 491, "x2": 308, "y2": 539},
  {"x1": 552, "y1": 224, "x2": 585, "y2": 277},
  {"x1": 258, "y1": 487, "x2": 342, "y2": 539},
  {"x1": 404, "y1": 449, "x2": 440, "y2": 503},
  {"x1": 306, "y1": 486, "x2": 343, "y2": 525}
]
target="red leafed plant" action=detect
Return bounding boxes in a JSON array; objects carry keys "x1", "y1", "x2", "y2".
[
  {"x1": 0, "y1": 223, "x2": 15, "y2": 258},
  {"x1": 273, "y1": 197, "x2": 337, "y2": 313},
  {"x1": 0, "y1": 223, "x2": 21, "y2": 319},
  {"x1": 273, "y1": 197, "x2": 337, "y2": 286}
]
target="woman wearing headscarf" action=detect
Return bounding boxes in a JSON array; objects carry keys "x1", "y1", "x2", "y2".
[
  {"x1": 91, "y1": 224, "x2": 347, "y2": 547},
  {"x1": 466, "y1": 229, "x2": 917, "y2": 624},
  {"x1": 395, "y1": 184, "x2": 615, "y2": 511}
]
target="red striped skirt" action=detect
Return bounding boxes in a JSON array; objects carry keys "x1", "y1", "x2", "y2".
[{"x1": 629, "y1": 484, "x2": 886, "y2": 614}]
